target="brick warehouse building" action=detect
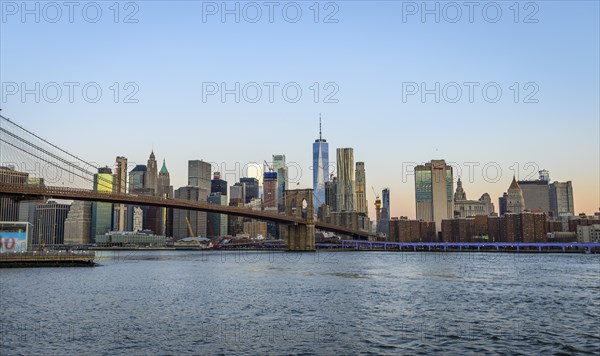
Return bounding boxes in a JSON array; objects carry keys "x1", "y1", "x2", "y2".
[{"x1": 438, "y1": 212, "x2": 547, "y2": 243}]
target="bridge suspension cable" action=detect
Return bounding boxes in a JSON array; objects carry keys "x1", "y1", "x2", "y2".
[{"x1": 0, "y1": 114, "x2": 113, "y2": 192}]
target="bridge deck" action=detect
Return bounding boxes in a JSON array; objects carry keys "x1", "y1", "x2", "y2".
[{"x1": 0, "y1": 183, "x2": 371, "y2": 238}]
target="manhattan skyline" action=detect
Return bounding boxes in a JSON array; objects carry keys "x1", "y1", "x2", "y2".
[{"x1": 1, "y1": 1, "x2": 598, "y2": 219}]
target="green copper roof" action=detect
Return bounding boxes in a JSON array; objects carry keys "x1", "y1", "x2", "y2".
[{"x1": 159, "y1": 159, "x2": 169, "y2": 175}]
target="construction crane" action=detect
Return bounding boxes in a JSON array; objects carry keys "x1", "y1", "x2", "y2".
[
  {"x1": 372, "y1": 186, "x2": 380, "y2": 201},
  {"x1": 185, "y1": 216, "x2": 195, "y2": 237},
  {"x1": 264, "y1": 160, "x2": 273, "y2": 172},
  {"x1": 372, "y1": 186, "x2": 382, "y2": 225}
]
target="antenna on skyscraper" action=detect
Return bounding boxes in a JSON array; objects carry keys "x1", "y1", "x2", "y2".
[{"x1": 319, "y1": 113, "x2": 322, "y2": 140}]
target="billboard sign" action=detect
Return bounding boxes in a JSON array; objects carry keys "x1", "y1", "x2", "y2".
[
  {"x1": 0, "y1": 222, "x2": 31, "y2": 252},
  {"x1": 0, "y1": 231, "x2": 28, "y2": 252}
]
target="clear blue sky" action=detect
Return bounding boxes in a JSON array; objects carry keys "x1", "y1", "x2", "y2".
[{"x1": 1, "y1": 1, "x2": 598, "y2": 218}]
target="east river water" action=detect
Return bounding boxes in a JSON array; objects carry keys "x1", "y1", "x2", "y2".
[{"x1": 1, "y1": 250, "x2": 599, "y2": 355}]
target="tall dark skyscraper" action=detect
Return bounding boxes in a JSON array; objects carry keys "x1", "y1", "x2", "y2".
[
  {"x1": 378, "y1": 188, "x2": 390, "y2": 236},
  {"x1": 207, "y1": 192, "x2": 228, "y2": 237},
  {"x1": 549, "y1": 181, "x2": 574, "y2": 218},
  {"x1": 240, "y1": 177, "x2": 259, "y2": 204},
  {"x1": 211, "y1": 172, "x2": 228, "y2": 196},
  {"x1": 325, "y1": 176, "x2": 338, "y2": 211},
  {"x1": 129, "y1": 165, "x2": 147, "y2": 193},
  {"x1": 312, "y1": 117, "x2": 329, "y2": 210},
  {"x1": 499, "y1": 192, "x2": 508, "y2": 216}
]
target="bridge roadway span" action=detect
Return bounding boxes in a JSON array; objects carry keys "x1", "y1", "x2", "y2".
[{"x1": 0, "y1": 183, "x2": 370, "y2": 239}]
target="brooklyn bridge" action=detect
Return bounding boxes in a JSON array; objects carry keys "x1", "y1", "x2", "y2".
[{"x1": 0, "y1": 114, "x2": 370, "y2": 251}]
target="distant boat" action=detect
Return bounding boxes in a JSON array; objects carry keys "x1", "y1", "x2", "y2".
[{"x1": 174, "y1": 236, "x2": 213, "y2": 249}]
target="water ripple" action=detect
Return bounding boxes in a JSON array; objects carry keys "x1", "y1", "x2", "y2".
[{"x1": 1, "y1": 251, "x2": 598, "y2": 355}]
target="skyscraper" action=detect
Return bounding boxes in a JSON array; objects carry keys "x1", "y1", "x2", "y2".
[
  {"x1": 91, "y1": 167, "x2": 114, "y2": 241},
  {"x1": 518, "y1": 171, "x2": 550, "y2": 213},
  {"x1": 207, "y1": 193, "x2": 228, "y2": 237},
  {"x1": 506, "y1": 176, "x2": 525, "y2": 214},
  {"x1": 114, "y1": 156, "x2": 128, "y2": 231},
  {"x1": 146, "y1": 151, "x2": 158, "y2": 194},
  {"x1": 173, "y1": 186, "x2": 207, "y2": 239},
  {"x1": 211, "y1": 172, "x2": 228, "y2": 196},
  {"x1": 355, "y1": 162, "x2": 367, "y2": 215},
  {"x1": 325, "y1": 176, "x2": 338, "y2": 211},
  {"x1": 128, "y1": 161, "x2": 161, "y2": 235},
  {"x1": 64, "y1": 201, "x2": 92, "y2": 244},
  {"x1": 157, "y1": 159, "x2": 173, "y2": 198},
  {"x1": 240, "y1": 177, "x2": 259, "y2": 204},
  {"x1": 263, "y1": 171, "x2": 277, "y2": 209},
  {"x1": 312, "y1": 118, "x2": 329, "y2": 210},
  {"x1": 499, "y1": 192, "x2": 508, "y2": 216},
  {"x1": 414, "y1": 160, "x2": 454, "y2": 234},
  {"x1": 129, "y1": 165, "x2": 147, "y2": 192},
  {"x1": 272, "y1": 155, "x2": 287, "y2": 178},
  {"x1": 94, "y1": 166, "x2": 113, "y2": 191},
  {"x1": 336, "y1": 148, "x2": 355, "y2": 212},
  {"x1": 228, "y1": 183, "x2": 246, "y2": 236},
  {"x1": 133, "y1": 151, "x2": 161, "y2": 235},
  {"x1": 188, "y1": 160, "x2": 211, "y2": 193},
  {"x1": 374, "y1": 193, "x2": 382, "y2": 231},
  {"x1": 33, "y1": 201, "x2": 70, "y2": 245},
  {"x1": 157, "y1": 159, "x2": 173, "y2": 237},
  {"x1": 379, "y1": 188, "x2": 390, "y2": 236},
  {"x1": 273, "y1": 155, "x2": 287, "y2": 212},
  {"x1": 230, "y1": 183, "x2": 246, "y2": 206},
  {"x1": 549, "y1": 181, "x2": 574, "y2": 218}
]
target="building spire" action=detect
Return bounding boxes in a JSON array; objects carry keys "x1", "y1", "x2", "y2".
[
  {"x1": 509, "y1": 175, "x2": 520, "y2": 190},
  {"x1": 319, "y1": 113, "x2": 322, "y2": 140},
  {"x1": 159, "y1": 158, "x2": 169, "y2": 175}
]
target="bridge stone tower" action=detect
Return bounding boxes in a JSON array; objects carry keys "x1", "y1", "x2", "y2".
[{"x1": 284, "y1": 189, "x2": 315, "y2": 251}]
